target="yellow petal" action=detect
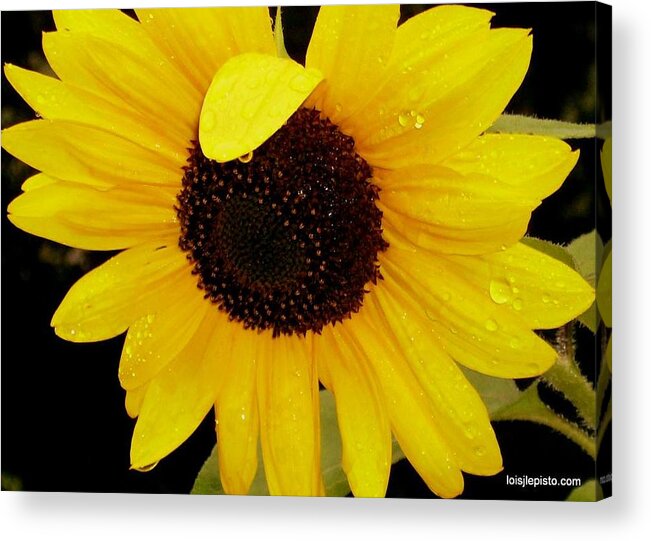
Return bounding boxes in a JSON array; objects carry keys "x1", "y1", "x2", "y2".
[
  {"x1": 442, "y1": 134, "x2": 579, "y2": 200},
  {"x1": 130, "y1": 310, "x2": 227, "y2": 469},
  {"x1": 376, "y1": 165, "x2": 539, "y2": 247},
  {"x1": 446, "y1": 242, "x2": 595, "y2": 329},
  {"x1": 20, "y1": 173, "x2": 57, "y2": 192},
  {"x1": 317, "y1": 328, "x2": 392, "y2": 497},
  {"x1": 43, "y1": 29, "x2": 200, "y2": 143},
  {"x1": 2, "y1": 120, "x2": 182, "y2": 189},
  {"x1": 354, "y1": 23, "x2": 532, "y2": 168},
  {"x1": 257, "y1": 333, "x2": 321, "y2": 496},
  {"x1": 372, "y1": 285, "x2": 502, "y2": 475},
  {"x1": 381, "y1": 205, "x2": 527, "y2": 256},
  {"x1": 51, "y1": 240, "x2": 190, "y2": 342},
  {"x1": 136, "y1": 7, "x2": 275, "y2": 95},
  {"x1": 338, "y1": 303, "x2": 464, "y2": 498},
  {"x1": 305, "y1": 5, "x2": 399, "y2": 124},
  {"x1": 125, "y1": 384, "x2": 149, "y2": 419},
  {"x1": 4, "y1": 64, "x2": 187, "y2": 162},
  {"x1": 119, "y1": 283, "x2": 210, "y2": 390},
  {"x1": 199, "y1": 53, "x2": 322, "y2": 162},
  {"x1": 7, "y1": 176, "x2": 178, "y2": 250},
  {"x1": 215, "y1": 328, "x2": 260, "y2": 495},
  {"x1": 380, "y1": 232, "x2": 557, "y2": 378}
]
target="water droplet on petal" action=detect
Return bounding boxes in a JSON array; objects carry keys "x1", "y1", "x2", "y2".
[
  {"x1": 398, "y1": 112, "x2": 410, "y2": 127},
  {"x1": 473, "y1": 446, "x2": 486, "y2": 457},
  {"x1": 512, "y1": 298, "x2": 523, "y2": 311},
  {"x1": 489, "y1": 280, "x2": 512, "y2": 304},
  {"x1": 509, "y1": 336, "x2": 521, "y2": 349},
  {"x1": 485, "y1": 319, "x2": 498, "y2": 332},
  {"x1": 289, "y1": 72, "x2": 314, "y2": 93},
  {"x1": 238, "y1": 151, "x2": 254, "y2": 163}
]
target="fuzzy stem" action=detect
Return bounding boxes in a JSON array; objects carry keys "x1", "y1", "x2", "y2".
[{"x1": 488, "y1": 114, "x2": 611, "y2": 140}]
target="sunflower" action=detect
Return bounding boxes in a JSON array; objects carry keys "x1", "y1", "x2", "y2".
[{"x1": 3, "y1": 5, "x2": 594, "y2": 498}]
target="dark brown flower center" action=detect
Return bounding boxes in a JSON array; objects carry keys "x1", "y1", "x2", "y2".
[{"x1": 176, "y1": 108, "x2": 387, "y2": 336}]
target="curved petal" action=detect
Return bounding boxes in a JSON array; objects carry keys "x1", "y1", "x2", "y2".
[
  {"x1": 119, "y1": 282, "x2": 210, "y2": 390},
  {"x1": 338, "y1": 303, "x2": 464, "y2": 498},
  {"x1": 305, "y1": 5, "x2": 399, "y2": 125},
  {"x1": 136, "y1": 7, "x2": 275, "y2": 95},
  {"x1": 380, "y1": 232, "x2": 558, "y2": 378},
  {"x1": 7, "y1": 175, "x2": 179, "y2": 250},
  {"x1": 199, "y1": 53, "x2": 322, "y2": 162},
  {"x1": 316, "y1": 328, "x2": 392, "y2": 497},
  {"x1": 51, "y1": 240, "x2": 191, "y2": 342},
  {"x1": 380, "y1": 205, "x2": 528, "y2": 256},
  {"x1": 125, "y1": 384, "x2": 149, "y2": 419},
  {"x1": 43, "y1": 29, "x2": 200, "y2": 143},
  {"x1": 442, "y1": 134, "x2": 579, "y2": 200},
  {"x1": 215, "y1": 327, "x2": 260, "y2": 495},
  {"x1": 446, "y1": 242, "x2": 595, "y2": 329},
  {"x1": 257, "y1": 333, "x2": 322, "y2": 496},
  {"x1": 130, "y1": 309, "x2": 229, "y2": 469},
  {"x1": 4, "y1": 64, "x2": 187, "y2": 161},
  {"x1": 352, "y1": 17, "x2": 532, "y2": 168},
  {"x1": 376, "y1": 165, "x2": 539, "y2": 250},
  {"x1": 372, "y1": 284, "x2": 502, "y2": 475},
  {"x1": 2, "y1": 120, "x2": 183, "y2": 189}
]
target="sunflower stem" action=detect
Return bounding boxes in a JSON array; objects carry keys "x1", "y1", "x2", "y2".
[
  {"x1": 596, "y1": 336, "x2": 611, "y2": 423},
  {"x1": 492, "y1": 384, "x2": 596, "y2": 459},
  {"x1": 541, "y1": 326, "x2": 597, "y2": 431},
  {"x1": 488, "y1": 114, "x2": 611, "y2": 140},
  {"x1": 597, "y1": 397, "x2": 612, "y2": 452}
]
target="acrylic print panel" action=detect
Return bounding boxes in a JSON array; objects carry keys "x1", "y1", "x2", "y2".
[{"x1": 1, "y1": 3, "x2": 611, "y2": 500}]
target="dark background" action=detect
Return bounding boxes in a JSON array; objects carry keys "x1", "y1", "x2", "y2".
[{"x1": 1, "y1": 3, "x2": 611, "y2": 499}]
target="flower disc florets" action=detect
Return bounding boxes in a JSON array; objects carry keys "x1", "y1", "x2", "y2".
[{"x1": 176, "y1": 108, "x2": 388, "y2": 336}]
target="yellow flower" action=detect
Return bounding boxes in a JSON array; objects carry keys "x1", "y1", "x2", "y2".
[{"x1": 3, "y1": 6, "x2": 594, "y2": 497}]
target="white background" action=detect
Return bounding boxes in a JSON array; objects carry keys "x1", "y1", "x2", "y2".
[{"x1": 1, "y1": 0, "x2": 649, "y2": 539}]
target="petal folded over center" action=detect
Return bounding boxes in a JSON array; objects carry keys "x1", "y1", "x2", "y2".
[{"x1": 199, "y1": 53, "x2": 323, "y2": 162}]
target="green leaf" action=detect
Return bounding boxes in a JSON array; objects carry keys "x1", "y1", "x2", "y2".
[
  {"x1": 191, "y1": 445, "x2": 222, "y2": 495},
  {"x1": 273, "y1": 7, "x2": 289, "y2": 59},
  {"x1": 566, "y1": 479, "x2": 604, "y2": 502},
  {"x1": 192, "y1": 389, "x2": 405, "y2": 496},
  {"x1": 565, "y1": 231, "x2": 603, "y2": 332},
  {"x1": 520, "y1": 236, "x2": 577, "y2": 270},
  {"x1": 460, "y1": 366, "x2": 522, "y2": 416},
  {"x1": 565, "y1": 231, "x2": 603, "y2": 288}
]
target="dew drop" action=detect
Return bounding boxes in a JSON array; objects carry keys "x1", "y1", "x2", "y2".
[
  {"x1": 289, "y1": 72, "x2": 314, "y2": 93},
  {"x1": 398, "y1": 112, "x2": 410, "y2": 127},
  {"x1": 334, "y1": 102, "x2": 343, "y2": 113},
  {"x1": 238, "y1": 151, "x2": 254, "y2": 163},
  {"x1": 509, "y1": 336, "x2": 521, "y2": 349},
  {"x1": 512, "y1": 298, "x2": 523, "y2": 311},
  {"x1": 484, "y1": 319, "x2": 498, "y2": 332},
  {"x1": 473, "y1": 445, "x2": 486, "y2": 457},
  {"x1": 542, "y1": 293, "x2": 551, "y2": 304},
  {"x1": 134, "y1": 461, "x2": 159, "y2": 472},
  {"x1": 489, "y1": 280, "x2": 512, "y2": 305}
]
